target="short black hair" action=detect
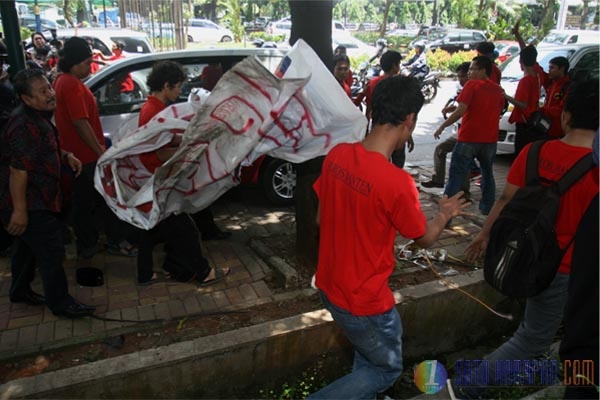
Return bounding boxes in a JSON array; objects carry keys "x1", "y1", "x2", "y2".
[
  {"x1": 564, "y1": 79, "x2": 598, "y2": 131},
  {"x1": 371, "y1": 76, "x2": 424, "y2": 127},
  {"x1": 113, "y1": 40, "x2": 126, "y2": 50},
  {"x1": 380, "y1": 50, "x2": 402, "y2": 73},
  {"x1": 472, "y1": 56, "x2": 492, "y2": 77},
  {"x1": 519, "y1": 45, "x2": 537, "y2": 67},
  {"x1": 476, "y1": 42, "x2": 495, "y2": 55},
  {"x1": 456, "y1": 61, "x2": 470, "y2": 75},
  {"x1": 12, "y1": 68, "x2": 46, "y2": 97},
  {"x1": 146, "y1": 61, "x2": 187, "y2": 92},
  {"x1": 30, "y1": 32, "x2": 45, "y2": 42},
  {"x1": 332, "y1": 54, "x2": 349, "y2": 69},
  {"x1": 549, "y1": 56, "x2": 569, "y2": 74},
  {"x1": 334, "y1": 45, "x2": 346, "y2": 55}
]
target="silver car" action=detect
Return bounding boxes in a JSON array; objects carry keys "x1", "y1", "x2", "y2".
[{"x1": 497, "y1": 43, "x2": 599, "y2": 154}]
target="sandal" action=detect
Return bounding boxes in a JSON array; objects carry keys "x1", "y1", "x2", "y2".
[
  {"x1": 107, "y1": 241, "x2": 138, "y2": 257},
  {"x1": 199, "y1": 268, "x2": 230, "y2": 286},
  {"x1": 138, "y1": 272, "x2": 168, "y2": 286}
]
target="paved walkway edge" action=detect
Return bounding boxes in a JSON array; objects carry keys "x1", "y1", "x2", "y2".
[{"x1": 0, "y1": 271, "x2": 492, "y2": 398}]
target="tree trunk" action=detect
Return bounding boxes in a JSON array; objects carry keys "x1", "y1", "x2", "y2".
[
  {"x1": 289, "y1": 0, "x2": 333, "y2": 270},
  {"x1": 432, "y1": 0, "x2": 439, "y2": 25},
  {"x1": 379, "y1": 0, "x2": 392, "y2": 37},
  {"x1": 581, "y1": 0, "x2": 589, "y2": 29}
]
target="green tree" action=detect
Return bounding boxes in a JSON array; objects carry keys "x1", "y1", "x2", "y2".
[{"x1": 219, "y1": 0, "x2": 244, "y2": 41}]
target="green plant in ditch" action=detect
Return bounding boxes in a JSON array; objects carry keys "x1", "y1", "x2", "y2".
[{"x1": 259, "y1": 365, "x2": 328, "y2": 399}]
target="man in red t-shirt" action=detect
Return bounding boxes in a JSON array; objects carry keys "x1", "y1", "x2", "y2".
[
  {"x1": 135, "y1": 61, "x2": 230, "y2": 286},
  {"x1": 465, "y1": 80, "x2": 599, "y2": 392},
  {"x1": 538, "y1": 56, "x2": 571, "y2": 139},
  {"x1": 332, "y1": 54, "x2": 351, "y2": 98},
  {"x1": 309, "y1": 76, "x2": 468, "y2": 399},
  {"x1": 476, "y1": 42, "x2": 501, "y2": 84},
  {"x1": 54, "y1": 37, "x2": 135, "y2": 259},
  {"x1": 433, "y1": 56, "x2": 505, "y2": 215},
  {"x1": 504, "y1": 45, "x2": 541, "y2": 155}
]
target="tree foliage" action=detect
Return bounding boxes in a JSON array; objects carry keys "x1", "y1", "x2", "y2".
[{"x1": 219, "y1": 0, "x2": 244, "y2": 41}]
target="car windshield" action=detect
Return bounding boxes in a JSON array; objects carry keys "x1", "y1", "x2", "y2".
[
  {"x1": 500, "y1": 47, "x2": 574, "y2": 80},
  {"x1": 542, "y1": 33, "x2": 570, "y2": 44}
]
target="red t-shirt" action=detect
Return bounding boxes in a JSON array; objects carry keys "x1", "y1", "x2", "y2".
[
  {"x1": 541, "y1": 76, "x2": 570, "y2": 138},
  {"x1": 344, "y1": 69, "x2": 353, "y2": 88},
  {"x1": 456, "y1": 79, "x2": 505, "y2": 143},
  {"x1": 507, "y1": 140, "x2": 599, "y2": 274},
  {"x1": 138, "y1": 95, "x2": 167, "y2": 173},
  {"x1": 313, "y1": 143, "x2": 427, "y2": 316},
  {"x1": 508, "y1": 74, "x2": 540, "y2": 125},
  {"x1": 339, "y1": 80, "x2": 351, "y2": 98},
  {"x1": 201, "y1": 64, "x2": 223, "y2": 91},
  {"x1": 54, "y1": 73, "x2": 105, "y2": 164},
  {"x1": 365, "y1": 75, "x2": 386, "y2": 111}
]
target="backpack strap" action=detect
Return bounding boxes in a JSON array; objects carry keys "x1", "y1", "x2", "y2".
[
  {"x1": 556, "y1": 152, "x2": 595, "y2": 195},
  {"x1": 525, "y1": 140, "x2": 545, "y2": 185}
]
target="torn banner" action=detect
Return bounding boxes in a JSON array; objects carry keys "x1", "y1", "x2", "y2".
[{"x1": 94, "y1": 39, "x2": 367, "y2": 230}]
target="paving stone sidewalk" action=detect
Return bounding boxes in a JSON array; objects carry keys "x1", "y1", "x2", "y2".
[{"x1": 0, "y1": 157, "x2": 512, "y2": 361}]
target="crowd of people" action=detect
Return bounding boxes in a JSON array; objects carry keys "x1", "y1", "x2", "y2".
[
  {"x1": 320, "y1": 20, "x2": 598, "y2": 400},
  {"x1": 0, "y1": 20, "x2": 598, "y2": 399},
  {"x1": 0, "y1": 35, "x2": 232, "y2": 319}
]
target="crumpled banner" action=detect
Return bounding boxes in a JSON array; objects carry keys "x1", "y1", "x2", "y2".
[{"x1": 94, "y1": 39, "x2": 367, "y2": 230}]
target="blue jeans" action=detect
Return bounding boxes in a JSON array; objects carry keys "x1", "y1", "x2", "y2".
[
  {"x1": 445, "y1": 142, "x2": 496, "y2": 214},
  {"x1": 458, "y1": 272, "x2": 569, "y2": 396},
  {"x1": 485, "y1": 272, "x2": 568, "y2": 383},
  {"x1": 308, "y1": 291, "x2": 403, "y2": 400}
]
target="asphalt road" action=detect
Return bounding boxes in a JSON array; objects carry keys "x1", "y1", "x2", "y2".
[{"x1": 407, "y1": 79, "x2": 459, "y2": 166}]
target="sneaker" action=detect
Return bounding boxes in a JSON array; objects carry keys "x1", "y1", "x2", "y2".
[{"x1": 421, "y1": 180, "x2": 444, "y2": 188}]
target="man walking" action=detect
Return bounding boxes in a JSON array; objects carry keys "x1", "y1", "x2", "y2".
[
  {"x1": 54, "y1": 37, "x2": 135, "y2": 258},
  {"x1": 433, "y1": 56, "x2": 505, "y2": 215},
  {"x1": 308, "y1": 76, "x2": 468, "y2": 399},
  {"x1": 0, "y1": 69, "x2": 95, "y2": 318}
]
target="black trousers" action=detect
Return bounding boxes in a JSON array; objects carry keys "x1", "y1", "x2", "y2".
[
  {"x1": 72, "y1": 162, "x2": 132, "y2": 254},
  {"x1": 1, "y1": 210, "x2": 70, "y2": 310},
  {"x1": 137, "y1": 213, "x2": 210, "y2": 283}
]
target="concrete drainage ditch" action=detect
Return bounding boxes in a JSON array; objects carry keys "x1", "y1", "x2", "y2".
[{"x1": 0, "y1": 270, "x2": 522, "y2": 399}]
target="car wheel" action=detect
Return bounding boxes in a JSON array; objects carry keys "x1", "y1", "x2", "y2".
[
  {"x1": 221, "y1": 35, "x2": 233, "y2": 43},
  {"x1": 421, "y1": 83, "x2": 437, "y2": 103},
  {"x1": 261, "y1": 158, "x2": 296, "y2": 206},
  {"x1": 187, "y1": 35, "x2": 194, "y2": 43}
]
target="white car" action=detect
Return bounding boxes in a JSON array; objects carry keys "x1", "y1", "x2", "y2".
[
  {"x1": 52, "y1": 28, "x2": 154, "y2": 56},
  {"x1": 332, "y1": 33, "x2": 376, "y2": 58},
  {"x1": 186, "y1": 18, "x2": 233, "y2": 43},
  {"x1": 267, "y1": 18, "x2": 348, "y2": 43},
  {"x1": 541, "y1": 29, "x2": 599, "y2": 46},
  {"x1": 497, "y1": 43, "x2": 599, "y2": 154}
]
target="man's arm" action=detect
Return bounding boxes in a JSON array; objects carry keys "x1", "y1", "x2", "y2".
[
  {"x1": 512, "y1": 19, "x2": 527, "y2": 49},
  {"x1": 465, "y1": 182, "x2": 519, "y2": 261},
  {"x1": 414, "y1": 192, "x2": 470, "y2": 248},
  {"x1": 72, "y1": 119, "x2": 105, "y2": 156},
  {"x1": 6, "y1": 167, "x2": 28, "y2": 236},
  {"x1": 434, "y1": 102, "x2": 467, "y2": 139}
]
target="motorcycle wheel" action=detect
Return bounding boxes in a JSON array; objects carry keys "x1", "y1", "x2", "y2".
[{"x1": 421, "y1": 83, "x2": 437, "y2": 103}]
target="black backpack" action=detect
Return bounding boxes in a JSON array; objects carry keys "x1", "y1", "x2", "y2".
[{"x1": 484, "y1": 140, "x2": 595, "y2": 298}]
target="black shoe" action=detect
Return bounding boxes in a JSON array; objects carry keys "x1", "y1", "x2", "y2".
[
  {"x1": 10, "y1": 290, "x2": 46, "y2": 306},
  {"x1": 53, "y1": 300, "x2": 96, "y2": 318},
  {"x1": 202, "y1": 230, "x2": 232, "y2": 241},
  {"x1": 421, "y1": 180, "x2": 444, "y2": 188}
]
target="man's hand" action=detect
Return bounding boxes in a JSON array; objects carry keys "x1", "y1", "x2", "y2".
[
  {"x1": 438, "y1": 191, "x2": 471, "y2": 220},
  {"x1": 434, "y1": 127, "x2": 444, "y2": 140},
  {"x1": 441, "y1": 105, "x2": 457, "y2": 119},
  {"x1": 465, "y1": 233, "x2": 489, "y2": 262},
  {"x1": 6, "y1": 209, "x2": 27, "y2": 236},
  {"x1": 66, "y1": 153, "x2": 83, "y2": 177}
]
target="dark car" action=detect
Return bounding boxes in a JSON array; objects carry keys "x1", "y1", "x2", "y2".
[{"x1": 427, "y1": 29, "x2": 487, "y2": 53}]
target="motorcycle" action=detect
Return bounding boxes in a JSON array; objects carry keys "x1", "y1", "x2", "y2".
[
  {"x1": 401, "y1": 65, "x2": 440, "y2": 103},
  {"x1": 351, "y1": 38, "x2": 388, "y2": 108}
]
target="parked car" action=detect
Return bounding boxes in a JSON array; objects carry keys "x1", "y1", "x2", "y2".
[
  {"x1": 50, "y1": 28, "x2": 154, "y2": 56},
  {"x1": 541, "y1": 29, "x2": 599, "y2": 46},
  {"x1": 18, "y1": 15, "x2": 61, "y2": 30},
  {"x1": 266, "y1": 18, "x2": 347, "y2": 42},
  {"x1": 85, "y1": 48, "x2": 297, "y2": 205},
  {"x1": 332, "y1": 33, "x2": 376, "y2": 58},
  {"x1": 186, "y1": 18, "x2": 233, "y2": 43},
  {"x1": 426, "y1": 29, "x2": 487, "y2": 53},
  {"x1": 497, "y1": 43, "x2": 599, "y2": 154},
  {"x1": 494, "y1": 40, "x2": 519, "y2": 64}
]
